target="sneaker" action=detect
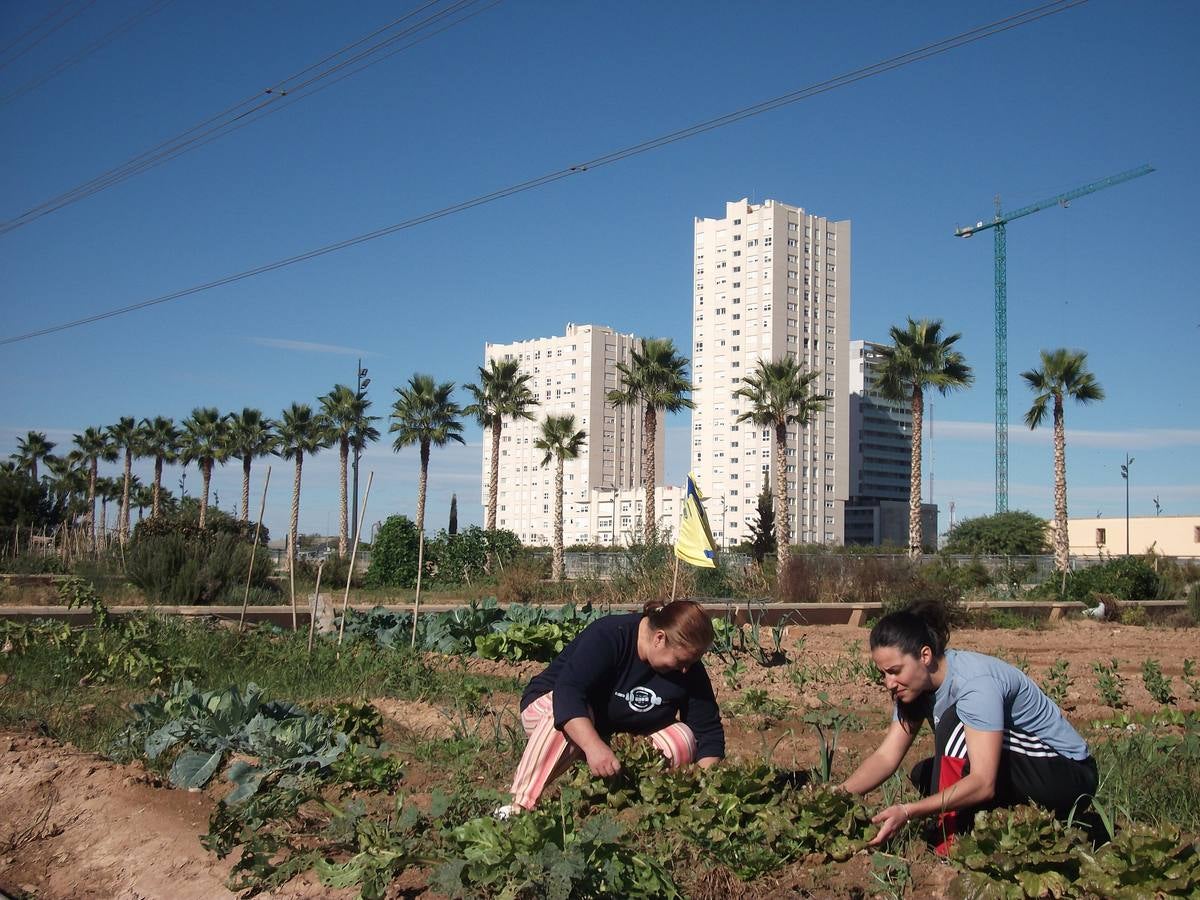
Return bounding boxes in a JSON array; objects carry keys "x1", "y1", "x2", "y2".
[{"x1": 493, "y1": 803, "x2": 519, "y2": 820}]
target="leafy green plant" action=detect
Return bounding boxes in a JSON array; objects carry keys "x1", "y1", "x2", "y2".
[
  {"x1": 327, "y1": 700, "x2": 384, "y2": 746},
  {"x1": 802, "y1": 693, "x2": 849, "y2": 784},
  {"x1": 1141, "y1": 658, "x2": 1175, "y2": 706},
  {"x1": 1041, "y1": 659, "x2": 1071, "y2": 706},
  {"x1": 870, "y1": 851, "x2": 913, "y2": 900},
  {"x1": 1183, "y1": 658, "x2": 1200, "y2": 702},
  {"x1": 1067, "y1": 556, "x2": 1161, "y2": 604},
  {"x1": 315, "y1": 796, "x2": 439, "y2": 900},
  {"x1": 1093, "y1": 658, "x2": 1126, "y2": 709},
  {"x1": 1076, "y1": 823, "x2": 1200, "y2": 899},
  {"x1": 329, "y1": 744, "x2": 406, "y2": 791},
  {"x1": 722, "y1": 658, "x2": 746, "y2": 691},
  {"x1": 949, "y1": 805, "x2": 1085, "y2": 899},
  {"x1": 732, "y1": 689, "x2": 791, "y2": 725}
]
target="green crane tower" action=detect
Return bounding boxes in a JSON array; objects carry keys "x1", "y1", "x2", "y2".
[{"x1": 954, "y1": 163, "x2": 1154, "y2": 514}]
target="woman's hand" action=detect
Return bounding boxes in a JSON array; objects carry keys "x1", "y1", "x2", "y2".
[
  {"x1": 869, "y1": 803, "x2": 912, "y2": 846},
  {"x1": 585, "y1": 743, "x2": 621, "y2": 777}
]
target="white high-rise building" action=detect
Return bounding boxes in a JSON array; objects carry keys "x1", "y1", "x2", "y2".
[
  {"x1": 482, "y1": 323, "x2": 664, "y2": 545},
  {"x1": 691, "y1": 199, "x2": 851, "y2": 547}
]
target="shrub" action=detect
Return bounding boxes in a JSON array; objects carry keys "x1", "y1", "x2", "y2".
[
  {"x1": 495, "y1": 557, "x2": 549, "y2": 604},
  {"x1": 1067, "y1": 557, "x2": 1161, "y2": 604},
  {"x1": 943, "y1": 510, "x2": 1049, "y2": 555},
  {"x1": 1188, "y1": 583, "x2": 1200, "y2": 625},
  {"x1": 292, "y1": 554, "x2": 360, "y2": 589},
  {"x1": 431, "y1": 526, "x2": 520, "y2": 585},
  {"x1": 365, "y1": 515, "x2": 422, "y2": 587},
  {"x1": 126, "y1": 526, "x2": 275, "y2": 605}
]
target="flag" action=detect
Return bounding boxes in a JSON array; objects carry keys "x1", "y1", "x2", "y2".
[{"x1": 674, "y1": 473, "x2": 718, "y2": 569}]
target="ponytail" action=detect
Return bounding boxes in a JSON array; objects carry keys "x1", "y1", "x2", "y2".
[
  {"x1": 642, "y1": 598, "x2": 714, "y2": 651},
  {"x1": 869, "y1": 599, "x2": 951, "y2": 659}
]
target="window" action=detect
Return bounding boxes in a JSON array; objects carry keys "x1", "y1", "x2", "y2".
[
  {"x1": 733, "y1": 218, "x2": 741, "y2": 225},
  {"x1": 1096, "y1": 528, "x2": 1107, "y2": 546}
]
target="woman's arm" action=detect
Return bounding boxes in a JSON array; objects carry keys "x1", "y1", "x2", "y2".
[
  {"x1": 869, "y1": 726, "x2": 1002, "y2": 845},
  {"x1": 841, "y1": 718, "x2": 917, "y2": 796},
  {"x1": 562, "y1": 717, "x2": 621, "y2": 777}
]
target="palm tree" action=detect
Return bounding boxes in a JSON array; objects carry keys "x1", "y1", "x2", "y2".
[
  {"x1": 320, "y1": 386, "x2": 380, "y2": 556},
  {"x1": 13, "y1": 431, "x2": 56, "y2": 481},
  {"x1": 874, "y1": 318, "x2": 973, "y2": 558},
  {"x1": 733, "y1": 358, "x2": 826, "y2": 567},
  {"x1": 388, "y1": 374, "x2": 465, "y2": 535},
  {"x1": 96, "y1": 475, "x2": 121, "y2": 547},
  {"x1": 226, "y1": 408, "x2": 277, "y2": 524},
  {"x1": 606, "y1": 337, "x2": 693, "y2": 544},
  {"x1": 106, "y1": 416, "x2": 140, "y2": 545},
  {"x1": 45, "y1": 452, "x2": 89, "y2": 526},
  {"x1": 465, "y1": 359, "x2": 537, "y2": 531},
  {"x1": 1021, "y1": 349, "x2": 1104, "y2": 574},
  {"x1": 72, "y1": 427, "x2": 115, "y2": 547},
  {"x1": 138, "y1": 416, "x2": 179, "y2": 518},
  {"x1": 131, "y1": 479, "x2": 154, "y2": 523},
  {"x1": 178, "y1": 407, "x2": 228, "y2": 529},
  {"x1": 535, "y1": 415, "x2": 587, "y2": 581},
  {"x1": 276, "y1": 403, "x2": 332, "y2": 572}
]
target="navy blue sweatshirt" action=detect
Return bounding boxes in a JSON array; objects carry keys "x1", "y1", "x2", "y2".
[{"x1": 521, "y1": 613, "x2": 725, "y2": 759}]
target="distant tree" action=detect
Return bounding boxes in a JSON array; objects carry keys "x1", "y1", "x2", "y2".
[
  {"x1": 226, "y1": 408, "x2": 276, "y2": 525},
  {"x1": 1021, "y1": 348, "x2": 1104, "y2": 575},
  {"x1": 178, "y1": 407, "x2": 229, "y2": 529},
  {"x1": 12, "y1": 431, "x2": 56, "y2": 482},
  {"x1": 733, "y1": 357, "x2": 824, "y2": 567},
  {"x1": 535, "y1": 415, "x2": 587, "y2": 582},
  {"x1": 72, "y1": 426, "x2": 115, "y2": 547},
  {"x1": 748, "y1": 489, "x2": 777, "y2": 564},
  {"x1": 943, "y1": 511, "x2": 1049, "y2": 556},
  {"x1": 276, "y1": 403, "x2": 332, "y2": 573},
  {"x1": 365, "y1": 515, "x2": 422, "y2": 588},
  {"x1": 874, "y1": 319, "x2": 973, "y2": 558},
  {"x1": 138, "y1": 416, "x2": 178, "y2": 519},
  {"x1": 465, "y1": 359, "x2": 537, "y2": 530},
  {"x1": 607, "y1": 337, "x2": 693, "y2": 544},
  {"x1": 106, "y1": 416, "x2": 140, "y2": 545},
  {"x1": 320, "y1": 385, "x2": 380, "y2": 557},
  {"x1": 448, "y1": 493, "x2": 458, "y2": 535},
  {"x1": 389, "y1": 374, "x2": 464, "y2": 536},
  {"x1": 0, "y1": 469, "x2": 59, "y2": 533}
]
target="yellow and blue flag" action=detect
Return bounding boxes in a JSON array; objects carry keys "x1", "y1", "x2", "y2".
[{"x1": 674, "y1": 473, "x2": 718, "y2": 569}]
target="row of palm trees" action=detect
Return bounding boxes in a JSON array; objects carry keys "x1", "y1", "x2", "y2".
[{"x1": 9, "y1": 325, "x2": 1100, "y2": 579}]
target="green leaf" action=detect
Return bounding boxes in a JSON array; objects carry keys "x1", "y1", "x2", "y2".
[{"x1": 169, "y1": 747, "x2": 225, "y2": 789}]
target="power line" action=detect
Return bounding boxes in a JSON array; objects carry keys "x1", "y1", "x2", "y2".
[
  {"x1": 0, "y1": 0, "x2": 97, "y2": 73},
  {"x1": 0, "y1": 0, "x2": 1089, "y2": 348},
  {"x1": 0, "y1": 0, "x2": 176, "y2": 107},
  {"x1": 0, "y1": 0, "x2": 500, "y2": 235}
]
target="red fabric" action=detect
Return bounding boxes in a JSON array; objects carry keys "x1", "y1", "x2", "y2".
[{"x1": 933, "y1": 755, "x2": 969, "y2": 855}]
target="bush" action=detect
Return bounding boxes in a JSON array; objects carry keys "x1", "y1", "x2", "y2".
[
  {"x1": 495, "y1": 557, "x2": 550, "y2": 604},
  {"x1": 126, "y1": 526, "x2": 275, "y2": 605},
  {"x1": 1189, "y1": 583, "x2": 1200, "y2": 625},
  {"x1": 292, "y1": 554, "x2": 361, "y2": 589},
  {"x1": 365, "y1": 515, "x2": 422, "y2": 588},
  {"x1": 1067, "y1": 557, "x2": 1161, "y2": 604},
  {"x1": 943, "y1": 510, "x2": 1049, "y2": 555},
  {"x1": 430, "y1": 525, "x2": 521, "y2": 585},
  {"x1": 776, "y1": 552, "x2": 961, "y2": 608}
]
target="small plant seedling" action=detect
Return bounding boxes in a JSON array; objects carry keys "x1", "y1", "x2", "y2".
[
  {"x1": 802, "y1": 693, "x2": 849, "y2": 784},
  {"x1": 870, "y1": 852, "x2": 912, "y2": 900},
  {"x1": 1093, "y1": 658, "x2": 1126, "y2": 709},
  {"x1": 1182, "y1": 658, "x2": 1200, "y2": 701},
  {"x1": 1041, "y1": 659, "x2": 1071, "y2": 706},
  {"x1": 723, "y1": 658, "x2": 746, "y2": 692},
  {"x1": 1140, "y1": 659, "x2": 1175, "y2": 706}
]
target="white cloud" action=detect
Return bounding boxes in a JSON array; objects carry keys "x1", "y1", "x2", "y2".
[
  {"x1": 936, "y1": 420, "x2": 1200, "y2": 450},
  {"x1": 248, "y1": 337, "x2": 378, "y2": 357}
]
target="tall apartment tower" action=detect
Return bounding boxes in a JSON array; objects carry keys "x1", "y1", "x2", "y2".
[
  {"x1": 845, "y1": 339, "x2": 937, "y2": 546},
  {"x1": 691, "y1": 199, "x2": 851, "y2": 548},
  {"x1": 482, "y1": 323, "x2": 664, "y2": 545}
]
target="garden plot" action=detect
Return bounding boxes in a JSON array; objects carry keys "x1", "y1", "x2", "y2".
[{"x1": 2, "y1": 601, "x2": 1199, "y2": 899}]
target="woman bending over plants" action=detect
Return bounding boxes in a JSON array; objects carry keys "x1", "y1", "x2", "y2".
[
  {"x1": 496, "y1": 599, "x2": 724, "y2": 816},
  {"x1": 841, "y1": 600, "x2": 1098, "y2": 853}
]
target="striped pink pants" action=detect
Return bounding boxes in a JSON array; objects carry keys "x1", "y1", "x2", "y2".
[{"x1": 509, "y1": 691, "x2": 697, "y2": 809}]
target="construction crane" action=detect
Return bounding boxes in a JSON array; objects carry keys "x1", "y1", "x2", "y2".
[{"x1": 954, "y1": 163, "x2": 1154, "y2": 513}]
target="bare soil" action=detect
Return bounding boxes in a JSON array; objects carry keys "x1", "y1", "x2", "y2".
[{"x1": 2, "y1": 620, "x2": 1197, "y2": 899}]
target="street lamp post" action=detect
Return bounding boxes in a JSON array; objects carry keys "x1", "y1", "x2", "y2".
[
  {"x1": 1120, "y1": 453, "x2": 1135, "y2": 556},
  {"x1": 352, "y1": 359, "x2": 370, "y2": 547}
]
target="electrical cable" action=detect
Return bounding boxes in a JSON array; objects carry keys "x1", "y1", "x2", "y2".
[
  {"x1": 0, "y1": 0, "x2": 97, "y2": 73},
  {"x1": 0, "y1": 0, "x2": 1089, "y2": 347},
  {"x1": 0, "y1": 0, "x2": 498, "y2": 235}
]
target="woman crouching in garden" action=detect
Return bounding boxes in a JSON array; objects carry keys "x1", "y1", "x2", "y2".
[
  {"x1": 841, "y1": 600, "x2": 1098, "y2": 852},
  {"x1": 496, "y1": 599, "x2": 724, "y2": 817}
]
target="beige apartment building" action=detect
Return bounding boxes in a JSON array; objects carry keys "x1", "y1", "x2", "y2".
[
  {"x1": 691, "y1": 199, "x2": 851, "y2": 547},
  {"x1": 1065, "y1": 514, "x2": 1200, "y2": 558},
  {"x1": 482, "y1": 323, "x2": 664, "y2": 545}
]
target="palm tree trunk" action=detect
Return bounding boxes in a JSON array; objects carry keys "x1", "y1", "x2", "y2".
[
  {"x1": 416, "y1": 441, "x2": 430, "y2": 534},
  {"x1": 152, "y1": 456, "x2": 163, "y2": 518},
  {"x1": 99, "y1": 498, "x2": 107, "y2": 546},
  {"x1": 120, "y1": 449, "x2": 132, "y2": 546},
  {"x1": 552, "y1": 455, "x2": 564, "y2": 581},
  {"x1": 87, "y1": 461, "x2": 97, "y2": 551},
  {"x1": 338, "y1": 436, "x2": 349, "y2": 557},
  {"x1": 487, "y1": 419, "x2": 502, "y2": 531},
  {"x1": 241, "y1": 456, "x2": 252, "y2": 523},
  {"x1": 199, "y1": 460, "x2": 212, "y2": 529},
  {"x1": 774, "y1": 422, "x2": 791, "y2": 566},
  {"x1": 909, "y1": 385, "x2": 924, "y2": 559},
  {"x1": 290, "y1": 452, "x2": 303, "y2": 574},
  {"x1": 1053, "y1": 394, "x2": 1069, "y2": 574},
  {"x1": 642, "y1": 405, "x2": 657, "y2": 544}
]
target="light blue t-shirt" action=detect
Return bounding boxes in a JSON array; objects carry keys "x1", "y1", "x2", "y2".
[{"x1": 896, "y1": 649, "x2": 1089, "y2": 761}]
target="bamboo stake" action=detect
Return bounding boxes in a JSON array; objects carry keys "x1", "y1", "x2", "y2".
[
  {"x1": 410, "y1": 531, "x2": 426, "y2": 648},
  {"x1": 238, "y1": 466, "x2": 272, "y2": 633},
  {"x1": 336, "y1": 471, "x2": 374, "y2": 656},
  {"x1": 670, "y1": 554, "x2": 679, "y2": 602},
  {"x1": 307, "y1": 560, "x2": 324, "y2": 656}
]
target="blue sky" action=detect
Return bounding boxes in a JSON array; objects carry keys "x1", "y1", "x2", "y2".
[{"x1": 2, "y1": 0, "x2": 1197, "y2": 541}]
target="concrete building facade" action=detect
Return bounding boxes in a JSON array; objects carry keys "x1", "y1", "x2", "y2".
[
  {"x1": 1064, "y1": 514, "x2": 1200, "y2": 558},
  {"x1": 690, "y1": 198, "x2": 851, "y2": 548},
  {"x1": 482, "y1": 323, "x2": 663, "y2": 545}
]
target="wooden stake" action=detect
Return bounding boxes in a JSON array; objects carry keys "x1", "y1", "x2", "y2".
[
  {"x1": 307, "y1": 560, "x2": 324, "y2": 656},
  {"x1": 670, "y1": 554, "x2": 679, "y2": 602},
  {"x1": 410, "y1": 531, "x2": 425, "y2": 648},
  {"x1": 238, "y1": 466, "x2": 271, "y2": 633},
  {"x1": 336, "y1": 471, "x2": 374, "y2": 657}
]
